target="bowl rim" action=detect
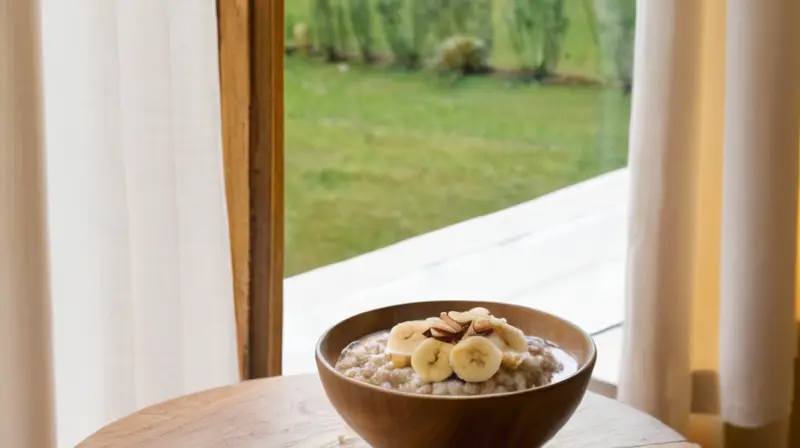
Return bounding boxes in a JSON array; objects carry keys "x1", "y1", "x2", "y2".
[{"x1": 314, "y1": 300, "x2": 598, "y2": 401}]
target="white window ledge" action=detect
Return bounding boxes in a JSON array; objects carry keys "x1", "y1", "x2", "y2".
[
  {"x1": 284, "y1": 169, "x2": 629, "y2": 396},
  {"x1": 589, "y1": 325, "x2": 623, "y2": 397}
]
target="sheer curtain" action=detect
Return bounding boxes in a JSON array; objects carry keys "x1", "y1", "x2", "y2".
[
  {"x1": 620, "y1": 0, "x2": 800, "y2": 446},
  {"x1": 1, "y1": 1, "x2": 56, "y2": 446},
  {"x1": 1, "y1": 1, "x2": 239, "y2": 446}
]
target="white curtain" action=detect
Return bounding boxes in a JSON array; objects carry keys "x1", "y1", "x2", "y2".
[
  {"x1": 1, "y1": 1, "x2": 56, "y2": 446},
  {"x1": 2, "y1": 1, "x2": 240, "y2": 446},
  {"x1": 620, "y1": 0, "x2": 800, "y2": 446}
]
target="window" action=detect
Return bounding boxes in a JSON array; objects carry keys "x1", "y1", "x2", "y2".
[{"x1": 277, "y1": 0, "x2": 636, "y2": 376}]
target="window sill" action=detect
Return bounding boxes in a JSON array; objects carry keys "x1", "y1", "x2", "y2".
[{"x1": 284, "y1": 169, "x2": 629, "y2": 397}]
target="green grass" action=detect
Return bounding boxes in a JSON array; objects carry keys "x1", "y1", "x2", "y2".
[
  {"x1": 284, "y1": 0, "x2": 630, "y2": 275},
  {"x1": 285, "y1": 56, "x2": 631, "y2": 275},
  {"x1": 285, "y1": 0, "x2": 602, "y2": 77}
]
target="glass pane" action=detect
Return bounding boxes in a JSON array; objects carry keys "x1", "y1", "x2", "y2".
[{"x1": 284, "y1": 0, "x2": 635, "y2": 375}]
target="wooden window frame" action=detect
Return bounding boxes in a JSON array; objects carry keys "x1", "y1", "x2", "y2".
[{"x1": 217, "y1": 0, "x2": 284, "y2": 379}]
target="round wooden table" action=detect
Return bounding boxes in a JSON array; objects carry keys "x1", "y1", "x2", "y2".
[{"x1": 79, "y1": 374, "x2": 694, "y2": 448}]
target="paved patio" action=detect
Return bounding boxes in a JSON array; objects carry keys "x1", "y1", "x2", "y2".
[{"x1": 283, "y1": 168, "x2": 629, "y2": 394}]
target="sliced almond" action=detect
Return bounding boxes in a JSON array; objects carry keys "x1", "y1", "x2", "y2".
[
  {"x1": 431, "y1": 321, "x2": 457, "y2": 334},
  {"x1": 472, "y1": 318, "x2": 493, "y2": 333},
  {"x1": 430, "y1": 328, "x2": 450, "y2": 338},
  {"x1": 430, "y1": 328, "x2": 460, "y2": 342},
  {"x1": 464, "y1": 321, "x2": 493, "y2": 338},
  {"x1": 468, "y1": 307, "x2": 492, "y2": 316},
  {"x1": 426, "y1": 318, "x2": 446, "y2": 326},
  {"x1": 440, "y1": 312, "x2": 463, "y2": 332},
  {"x1": 448, "y1": 311, "x2": 477, "y2": 324}
]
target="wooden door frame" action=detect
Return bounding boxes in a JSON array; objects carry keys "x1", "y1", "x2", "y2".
[{"x1": 217, "y1": 0, "x2": 284, "y2": 379}]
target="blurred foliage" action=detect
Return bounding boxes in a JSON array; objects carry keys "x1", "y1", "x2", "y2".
[
  {"x1": 309, "y1": 0, "x2": 349, "y2": 61},
  {"x1": 591, "y1": 0, "x2": 635, "y2": 92},
  {"x1": 505, "y1": 0, "x2": 569, "y2": 77},
  {"x1": 375, "y1": 0, "x2": 439, "y2": 68},
  {"x1": 432, "y1": 0, "x2": 493, "y2": 52},
  {"x1": 432, "y1": 35, "x2": 491, "y2": 76},
  {"x1": 540, "y1": 0, "x2": 569, "y2": 76},
  {"x1": 300, "y1": 0, "x2": 633, "y2": 87},
  {"x1": 348, "y1": 0, "x2": 376, "y2": 62}
]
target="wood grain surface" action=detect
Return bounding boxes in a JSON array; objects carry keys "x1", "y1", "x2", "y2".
[
  {"x1": 217, "y1": 0, "x2": 251, "y2": 381},
  {"x1": 247, "y1": 0, "x2": 284, "y2": 379},
  {"x1": 79, "y1": 374, "x2": 693, "y2": 448},
  {"x1": 217, "y1": 0, "x2": 284, "y2": 379}
]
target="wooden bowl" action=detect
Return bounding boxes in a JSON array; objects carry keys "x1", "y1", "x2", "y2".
[{"x1": 315, "y1": 300, "x2": 597, "y2": 448}]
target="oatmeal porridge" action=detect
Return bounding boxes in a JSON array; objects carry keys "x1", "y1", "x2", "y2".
[{"x1": 334, "y1": 307, "x2": 573, "y2": 396}]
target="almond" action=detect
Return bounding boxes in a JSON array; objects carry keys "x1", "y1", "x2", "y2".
[
  {"x1": 448, "y1": 311, "x2": 477, "y2": 324},
  {"x1": 430, "y1": 328, "x2": 460, "y2": 342},
  {"x1": 469, "y1": 306, "x2": 492, "y2": 316},
  {"x1": 440, "y1": 312, "x2": 463, "y2": 332},
  {"x1": 431, "y1": 321, "x2": 457, "y2": 334},
  {"x1": 472, "y1": 318, "x2": 493, "y2": 333}
]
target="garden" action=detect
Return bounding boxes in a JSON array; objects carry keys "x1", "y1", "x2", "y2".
[{"x1": 284, "y1": 0, "x2": 636, "y2": 275}]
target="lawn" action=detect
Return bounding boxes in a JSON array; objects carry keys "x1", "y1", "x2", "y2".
[{"x1": 284, "y1": 1, "x2": 632, "y2": 276}]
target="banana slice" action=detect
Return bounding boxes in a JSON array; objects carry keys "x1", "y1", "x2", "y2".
[
  {"x1": 386, "y1": 320, "x2": 433, "y2": 356},
  {"x1": 492, "y1": 322, "x2": 528, "y2": 352},
  {"x1": 468, "y1": 307, "x2": 492, "y2": 316},
  {"x1": 439, "y1": 312, "x2": 463, "y2": 332},
  {"x1": 411, "y1": 338, "x2": 455, "y2": 382},
  {"x1": 450, "y1": 336, "x2": 503, "y2": 383},
  {"x1": 391, "y1": 354, "x2": 411, "y2": 368},
  {"x1": 501, "y1": 351, "x2": 529, "y2": 369},
  {"x1": 486, "y1": 332, "x2": 508, "y2": 351},
  {"x1": 487, "y1": 328, "x2": 529, "y2": 370},
  {"x1": 489, "y1": 316, "x2": 508, "y2": 326}
]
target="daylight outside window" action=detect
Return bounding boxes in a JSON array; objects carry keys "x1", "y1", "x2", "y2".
[{"x1": 282, "y1": 0, "x2": 636, "y2": 376}]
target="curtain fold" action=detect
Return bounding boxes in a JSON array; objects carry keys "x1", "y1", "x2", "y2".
[
  {"x1": 38, "y1": 1, "x2": 239, "y2": 445},
  {"x1": 719, "y1": 0, "x2": 800, "y2": 432},
  {"x1": 620, "y1": 0, "x2": 800, "y2": 446},
  {"x1": 618, "y1": 0, "x2": 701, "y2": 433},
  {"x1": 0, "y1": 1, "x2": 57, "y2": 446}
]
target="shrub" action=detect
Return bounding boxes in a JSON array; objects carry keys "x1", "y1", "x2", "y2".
[
  {"x1": 348, "y1": 0, "x2": 376, "y2": 62},
  {"x1": 293, "y1": 22, "x2": 312, "y2": 55},
  {"x1": 310, "y1": 0, "x2": 349, "y2": 62},
  {"x1": 376, "y1": 0, "x2": 436, "y2": 68},
  {"x1": 376, "y1": 0, "x2": 411, "y2": 66},
  {"x1": 432, "y1": 35, "x2": 490, "y2": 75},
  {"x1": 591, "y1": 0, "x2": 636, "y2": 92},
  {"x1": 539, "y1": 0, "x2": 570, "y2": 76},
  {"x1": 410, "y1": 0, "x2": 435, "y2": 64},
  {"x1": 457, "y1": 0, "x2": 494, "y2": 50},
  {"x1": 505, "y1": 0, "x2": 570, "y2": 78},
  {"x1": 504, "y1": 0, "x2": 542, "y2": 72},
  {"x1": 430, "y1": 0, "x2": 493, "y2": 54}
]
